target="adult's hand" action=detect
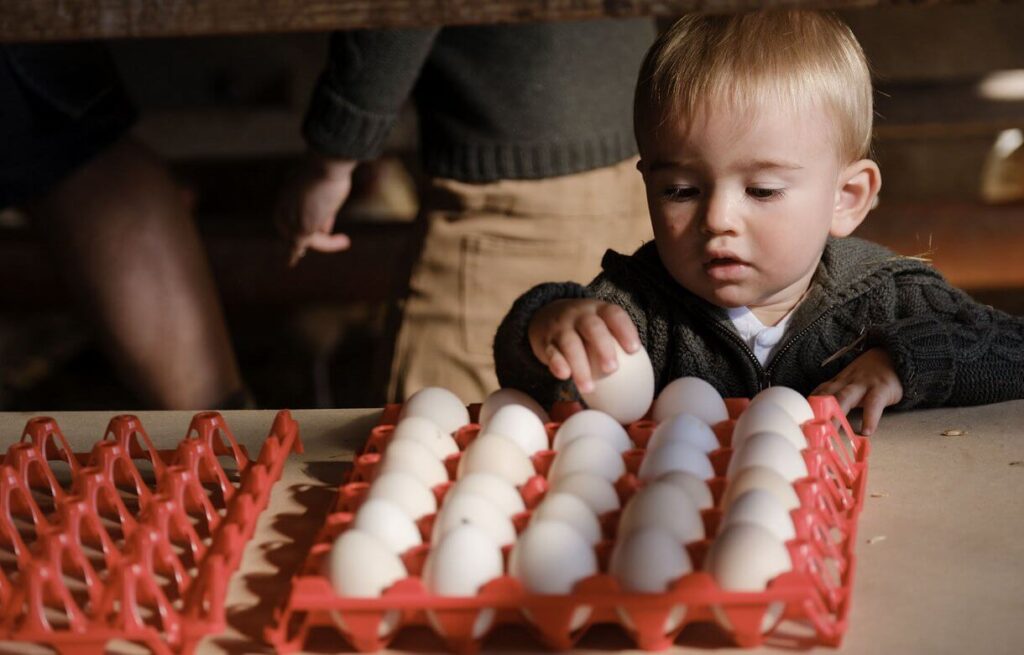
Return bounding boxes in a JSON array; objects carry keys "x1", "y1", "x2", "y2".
[{"x1": 275, "y1": 152, "x2": 358, "y2": 267}]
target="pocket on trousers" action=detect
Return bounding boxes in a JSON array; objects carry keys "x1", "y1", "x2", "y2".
[{"x1": 460, "y1": 232, "x2": 584, "y2": 358}]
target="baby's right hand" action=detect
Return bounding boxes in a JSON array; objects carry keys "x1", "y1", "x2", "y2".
[{"x1": 528, "y1": 298, "x2": 641, "y2": 394}]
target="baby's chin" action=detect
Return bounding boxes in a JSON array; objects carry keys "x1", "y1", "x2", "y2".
[{"x1": 696, "y1": 284, "x2": 757, "y2": 309}]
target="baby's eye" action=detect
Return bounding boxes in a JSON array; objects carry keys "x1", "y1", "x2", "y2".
[
  {"x1": 746, "y1": 187, "x2": 784, "y2": 200},
  {"x1": 663, "y1": 186, "x2": 700, "y2": 202}
]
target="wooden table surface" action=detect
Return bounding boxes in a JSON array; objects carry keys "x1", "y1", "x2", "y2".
[
  {"x1": 0, "y1": 402, "x2": 1022, "y2": 654},
  {"x1": 0, "y1": 0, "x2": 1001, "y2": 43}
]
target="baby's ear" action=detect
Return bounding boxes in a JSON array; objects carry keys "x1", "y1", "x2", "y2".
[
  {"x1": 830, "y1": 159, "x2": 882, "y2": 238},
  {"x1": 636, "y1": 158, "x2": 649, "y2": 178}
]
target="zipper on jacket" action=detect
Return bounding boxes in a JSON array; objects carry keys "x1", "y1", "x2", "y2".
[
  {"x1": 763, "y1": 311, "x2": 832, "y2": 383},
  {"x1": 694, "y1": 304, "x2": 771, "y2": 391}
]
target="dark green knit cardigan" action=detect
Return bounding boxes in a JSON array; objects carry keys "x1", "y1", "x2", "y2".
[{"x1": 494, "y1": 236, "x2": 1024, "y2": 410}]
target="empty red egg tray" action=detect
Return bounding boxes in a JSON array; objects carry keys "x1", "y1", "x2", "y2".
[
  {"x1": 267, "y1": 396, "x2": 869, "y2": 653},
  {"x1": 0, "y1": 409, "x2": 303, "y2": 655}
]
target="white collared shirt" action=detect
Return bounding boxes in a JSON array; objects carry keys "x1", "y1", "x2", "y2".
[{"x1": 726, "y1": 306, "x2": 794, "y2": 365}]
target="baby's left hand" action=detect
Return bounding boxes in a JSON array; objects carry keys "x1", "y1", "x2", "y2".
[{"x1": 811, "y1": 347, "x2": 903, "y2": 436}]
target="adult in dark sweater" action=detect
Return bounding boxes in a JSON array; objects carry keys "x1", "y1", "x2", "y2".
[
  {"x1": 277, "y1": 20, "x2": 657, "y2": 403},
  {"x1": 495, "y1": 12, "x2": 1024, "y2": 435}
]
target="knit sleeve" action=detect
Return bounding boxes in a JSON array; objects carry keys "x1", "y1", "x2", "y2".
[
  {"x1": 302, "y1": 28, "x2": 439, "y2": 160},
  {"x1": 493, "y1": 282, "x2": 593, "y2": 406},
  {"x1": 866, "y1": 272, "x2": 1024, "y2": 409}
]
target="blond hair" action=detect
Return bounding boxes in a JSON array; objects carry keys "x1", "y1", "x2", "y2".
[{"x1": 634, "y1": 11, "x2": 873, "y2": 163}]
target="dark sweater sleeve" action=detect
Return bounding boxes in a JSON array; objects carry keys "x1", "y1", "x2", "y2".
[
  {"x1": 493, "y1": 282, "x2": 593, "y2": 406},
  {"x1": 302, "y1": 28, "x2": 439, "y2": 160},
  {"x1": 867, "y1": 272, "x2": 1024, "y2": 409}
]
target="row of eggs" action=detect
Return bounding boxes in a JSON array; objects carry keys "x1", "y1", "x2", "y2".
[{"x1": 326, "y1": 378, "x2": 822, "y2": 638}]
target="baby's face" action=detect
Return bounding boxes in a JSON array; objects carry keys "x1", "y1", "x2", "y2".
[{"x1": 639, "y1": 101, "x2": 849, "y2": 323}]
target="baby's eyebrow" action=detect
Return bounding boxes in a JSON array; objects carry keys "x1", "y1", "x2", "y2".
[
  {"x1": 646, "y1": 159, "x2": 804, "y2": 174},
  {"x1": 735, "y1": 159, "x2": 804, "y2": 172}
]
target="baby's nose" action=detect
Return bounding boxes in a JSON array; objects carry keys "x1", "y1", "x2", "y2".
[{"x1": 700, "y1": 193, "x2": 738, "y2": 235}]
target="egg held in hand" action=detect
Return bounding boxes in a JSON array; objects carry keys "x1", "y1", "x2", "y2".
[{"x1": 581, "y1": 341, "x2": 655, "y2": 425}]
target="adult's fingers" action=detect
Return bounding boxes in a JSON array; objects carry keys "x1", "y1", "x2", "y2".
[
  {"x1": 600, "y1": 305, "x2": 641, "y2": 353},
  {"x1": 305, "y1": 231, "x2": 351, "y2": 253},
  {"x1": 288, "y1": 243, "x2": 307, "y2": 268},
  {"x1": 287, "y1": 232, "x2": 350, "y2": 267}
]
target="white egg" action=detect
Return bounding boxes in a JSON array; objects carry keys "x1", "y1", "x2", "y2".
[
  {"x1": 750, "y1": 386, "x2": 815, "y2": 424},
  {"x1": 732, "y1": 401, "x2": 807, "y2": 451},
  {"x1": 352, "y1": 498, "x2": 423, "y2": 554},
  {"x1": 390, "y1": 416, "x2": 460, "y2": 460},
  {"x1": 647, "y1": 413, "x2": 720, "y2": 454},
  {"x1": 548, "y1": 434, "x2": 626, "y2": 484},
  {"x1": 377, "y1": 438, "x2": 449, "y2": 489},
  {"x1": 456, "y1": 433, "x2": 536, "y2": 486},
  {"x1": 399, "y1": 386, "x2": 469, "y2": 435},
  {"x1": 610, "y1": 526, "x2": 692, "y2": 634},
  {"x1": 618, "y1": 481, "x2": 704, "y2": 544},
  {"x1": 581, "y1": 341, "x2": 655, "y2": 424},
  {"x1": 510, "y1": 520, "x2": 597, "y2": 630},
  {"x1": 727, "y1": 431, "x2": 808, "y2": 482},
  {"x1": 721, "y1": 489, "x2": 796, "y2": 542},
  {"x1": 552, "y1": 409, "x2": 633, "y2": 453},
  {"x1": 531, "y1": 492, "x2": 602, "y2": 545},
  {"x1": 365, "y1": 471, "x2": 438, "y2": 520},
  {"x1": 652, "y1": 377, "x2": 729, "y2": 425},
  {"x1": 549, "y1": 472, "x2": 621, "y2": 514},
  {"x1": 721, "y1": 466, "x2": 800, "y2": 512},
  {"x1": 447, "y1": 473, "x2": 525, "y2": 517},
  {"x1": 637, "y1": 440, "x2": 715, "y2": 481},
  {"x1": 324, "y1": 530, "x2": 407, "y2": 636},
  {"x1": 655, "y1": 470, "x2": 714, "y2": 510},
  {"x1": 431, "y1": 493, "x2": 517, "y2": 547},
  {"x1": 706, "y1": 523, "x2": 792, "y2": 633},
  {"x1": 481, "y1": 404, "x2": 549, "y2": 455},
  {"x1": 480, "y1": 388, "x2": 549, "y2": 427},
  {"x1": 424, "y1": 523, "x2": 504, "y2": 638}
]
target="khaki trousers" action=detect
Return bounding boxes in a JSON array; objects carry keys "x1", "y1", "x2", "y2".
[{"x1": 387, "y1": 156, "x2": 653, "y2": 404}]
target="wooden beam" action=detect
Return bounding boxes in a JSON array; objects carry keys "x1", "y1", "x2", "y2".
[{"x1": 0, "y1": 0, "x2": 1004, "y2": 43}]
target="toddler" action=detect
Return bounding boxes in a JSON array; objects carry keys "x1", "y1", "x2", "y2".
[{"x1": 494, "y1": 10, "x2": 1024, "y2": 435}]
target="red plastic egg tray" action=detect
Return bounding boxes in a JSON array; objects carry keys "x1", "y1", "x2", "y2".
[
  {"x1": 267, "y1": 396, "x2": 869, "y2": 653},
  {"x1": 0, "y1": 409, "x2": 303, "y2": 655}
]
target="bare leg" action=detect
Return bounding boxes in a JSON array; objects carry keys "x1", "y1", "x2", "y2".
[{"x1": 27, "y1": 137, "x2": 243, "y2": 409}]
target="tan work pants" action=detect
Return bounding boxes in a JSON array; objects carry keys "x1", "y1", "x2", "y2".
[{"x1": 388, "y1": 156, "x2": 653, "y2": 404}]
